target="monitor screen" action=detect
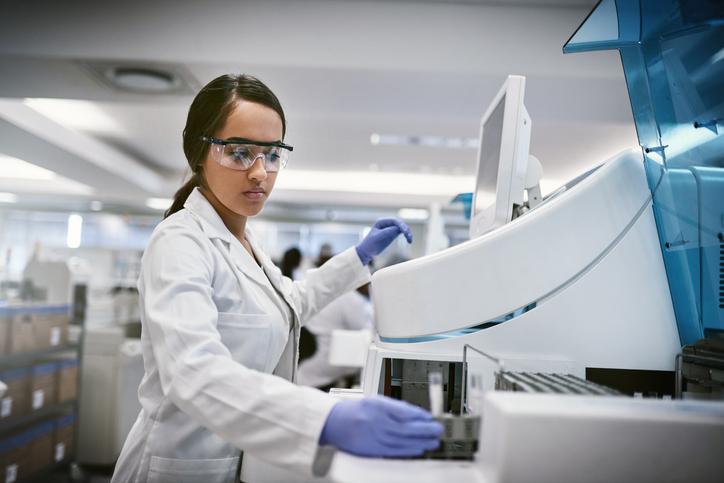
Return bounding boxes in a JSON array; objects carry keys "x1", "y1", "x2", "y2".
[{"x1": 474, "y1": 95, "x2": 505, "y2": 215}]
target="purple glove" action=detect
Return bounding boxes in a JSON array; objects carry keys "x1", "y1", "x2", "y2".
[
  {"x1": 355, "y1": 218, "x2": 413, "y2": 265},
  {"x1": 319, "y1": 396, "x2": 443, "y2": 457}
]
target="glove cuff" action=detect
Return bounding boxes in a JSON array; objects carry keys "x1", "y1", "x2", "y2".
[{"x1": 355, "y1": 245, "x2": 372, "y2": 266}]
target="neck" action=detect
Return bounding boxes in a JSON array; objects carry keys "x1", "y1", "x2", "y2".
[{"x1": 200, "y1": 187, "x2": 247, "y2": 242}]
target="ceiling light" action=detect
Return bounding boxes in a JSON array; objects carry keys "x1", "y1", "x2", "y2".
[
  {"x1": 0, "y1": 192, "x2": 18, "y2": 203},
  {"x1": 0, "y1": 154, "x2": 56, "y2": 180},
  {"x1": 274, "y1": 170, "x2": 563, "y2": 198},
  {"x1": 398, "y1": 208, "x2": 429, "y2": 220},
  {"x1": 146, "y1": 198, "x2": 173, "y2": 210},
  {"x1": 24, "y1": 98, "x2": 122, "y2": 135},
  {"x1": 275, "y1": 170, "x2": 471, "y2": 196},
  {"x1": 66, "y1": 214, "x2": 83, "y2": 249},
  {"x1": 89, "y1": 200, "x2": 104, "y2": 211},
  {"x1": 370, "y1": 134, "x2": 477, "y2": 149},
  {"x1": 106, "y1": 67, "x2": 180, "y2": 93}
]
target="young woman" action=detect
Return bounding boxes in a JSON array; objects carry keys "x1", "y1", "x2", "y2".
[{"x1": 111, "y1": 75, "x2": 442, "y2": 483}]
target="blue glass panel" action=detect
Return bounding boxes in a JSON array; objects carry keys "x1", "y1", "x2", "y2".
[
  {"x1": 564, "y1": 0, "x2": 724, "y2": 344},
  {"x1": 563, "y1": 0, "x2": 639, "y2": 53}
]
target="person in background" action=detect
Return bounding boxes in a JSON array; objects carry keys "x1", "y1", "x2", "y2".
[
  {"x1": 297, "y1": 282, "x2": 373, "y2": 391},
  {"x1": 279, "y1": 246, "x2": 302, "y2": 279},
  {"x1": 111, "y1": 74, "x2": 442, "y2": 483},
  {"x1": 315, "y1": 242, "x2": 334, "y2": 268}
]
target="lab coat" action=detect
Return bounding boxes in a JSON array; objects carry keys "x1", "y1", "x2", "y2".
[
  {"x1": 297, "y1": 290, "x2": 373, "y2": 388},
  {"x1": 111, "y1": 188, "x2": 370, "y2": 483}
]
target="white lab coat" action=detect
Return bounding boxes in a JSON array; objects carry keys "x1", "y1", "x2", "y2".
[
  {"x1": 111, "y1": 188, "x2": 370, "y2": 483},
  {"x1": 297, "y1": 290, "x2": 373, "y2": 388}
]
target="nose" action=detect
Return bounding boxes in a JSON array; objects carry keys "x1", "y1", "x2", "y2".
[{"x1": 247, "y1": 154, "x2": 268, "y2": 182}]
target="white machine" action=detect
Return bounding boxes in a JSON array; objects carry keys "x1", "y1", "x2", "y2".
[{"x1": 361, "y1": 76, "x2": 680, "y2": 405}]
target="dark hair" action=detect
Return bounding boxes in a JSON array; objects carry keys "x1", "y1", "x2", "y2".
[{"x1": 164, "y1": 74, "x2": 287, "y2": 218}]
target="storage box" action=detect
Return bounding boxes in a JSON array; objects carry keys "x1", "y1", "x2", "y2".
[
  {"x1": 0, "y1": 369, "x2": 30, "y2": 420},
  {"x1": 31, "y1": 305, "x2": 70, "y2": 351},
  {"x1": 0, "y1": 307, "x2": 10, "y2": 356},
  {"x1": 56, "y1": 360, "x2": 79, "y2": 403},
  {"x1": 30, "y1": 363, "x2": 58, "y2": 412},
  {"x1": 53, "y1": 414, "x2": 75, "y2": 464},
  {"x1": 28, "y1": 421, "x2": 54, "y2": 475},
  {"x1": 0, "y1": 431, "x2": 33, "y2": 483},
  {"x1": 6, "y1": 308, "x2": 35, "y2": 355}
]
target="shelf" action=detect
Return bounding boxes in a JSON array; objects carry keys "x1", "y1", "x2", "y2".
[
  {"x1": 0, "y1": 345, "x2": 80, "y2": 368},
  {"x1": 0, "y1": 400, "x2": 76, "y2": 434}
]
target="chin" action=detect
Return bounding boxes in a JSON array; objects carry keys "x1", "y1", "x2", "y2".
[{"x1": 233, "y1": 203, "x2": 265, "y2": 217}]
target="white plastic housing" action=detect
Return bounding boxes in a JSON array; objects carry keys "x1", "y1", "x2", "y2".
[{"x1": 368, "y1": 149, "x2": 680, "y2": 376}]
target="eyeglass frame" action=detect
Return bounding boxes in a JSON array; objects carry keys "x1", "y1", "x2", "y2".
[{"x1": 200, "y1": 136, "x2": 294, "y2": 152}]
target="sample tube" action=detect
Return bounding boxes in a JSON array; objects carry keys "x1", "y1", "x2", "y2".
[{"x1": 428, "y1": 372, "x2": 443, "y2": 417}]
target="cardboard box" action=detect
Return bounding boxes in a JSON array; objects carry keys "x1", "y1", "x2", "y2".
[
  {"x1": 30, "y1": 363, "x2": 58, "y2": 412},
  {"x1": 0, "y1": 431, "x2": 33, "y2": 483},
  {"x1": 31, "y1": 306, "x2": 69, "y2": 351},
  {"x1": 7, "y1": 309, "x2": 35, "y2": 355},
  {"x1": 53, "y1": 413, "x2": 75, "y2": 464},
  {"x1": 0, "y1": 369, "x2": 30, "y2": 420},
  {"x1": 56, "y1": 360, "x2": 79, "y2": 403},
  {"x1": 0, "y1": 307, "x2": 10, "y2": 356},
  {"x1": 28, "y1": 422, "x2": 54, "y2": 475}
]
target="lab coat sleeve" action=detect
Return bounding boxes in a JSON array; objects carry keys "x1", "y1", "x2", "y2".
[
  {"x1": 278, "y1": 247, "x2": 371, "y2": 325},
  {"x1": 141, "y1": 226, "x2": 337, "y2": 476}
]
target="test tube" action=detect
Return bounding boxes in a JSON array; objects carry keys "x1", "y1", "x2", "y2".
[{"x1": 428, "y1": 372, "x2": 443, "y2": 417}]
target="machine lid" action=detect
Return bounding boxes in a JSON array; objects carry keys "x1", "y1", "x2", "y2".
[{"x1": 564, "y1": 0, "x2": 724, "y2": 170}]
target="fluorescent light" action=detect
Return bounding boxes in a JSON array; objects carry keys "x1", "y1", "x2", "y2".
[
  {"x1": 146, "y1": 198, "x2": 173, "y2": 210},
  {"x1": 275, "y1": 170, "x2": 564, "y2": 199},
  {"x1": 0, "y1": 192, "x2": 18, "y2": 203},
  {"x1": 370, "y1": 134, "x2": 477, "y2": 149},
  {"x1": 276, "y1": 170, "x2": 472, "y2": 196},
  {"x1": 24, "y1": 98, "x2": 122, "y2": 135},
  {"x1": 0, "y1": 154, "x2": 56, "y2": 180},
  {"x1": 398, "y1": 208, "x2": 429, "y2": 220},
  {"x1": 66, "y1": 214, "x2": 83, "y2": 248}
]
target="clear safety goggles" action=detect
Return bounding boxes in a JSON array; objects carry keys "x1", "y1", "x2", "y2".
[{"x1": 201, "y1": 136, "x2": 293, "y2": 172}]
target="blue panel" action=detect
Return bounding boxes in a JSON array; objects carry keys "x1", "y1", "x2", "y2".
[
  {"x1": 690, "y1": 167, "x2": 724, "y2": 334},
  {"x1": 564, "y1": 0, "x2": 724, "y2": 345},
  {"x1": 645, "y1": 160, "x2": 702, "y2": 344}
]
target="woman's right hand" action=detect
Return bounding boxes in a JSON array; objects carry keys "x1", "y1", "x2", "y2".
[{"x1": 318, "y1": 395, "x2": 443, "y2": 457}]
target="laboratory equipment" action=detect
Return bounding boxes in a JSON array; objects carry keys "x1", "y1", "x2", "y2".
[
  {"x1": 469, "y1": 75, "x2": 542, "y2": 239},
  {"x1": 344, "y1": 1, "x2": 724, "y2": 481},
  {"x1": 77, "y1": 327, "x2": 143, "y2": 465}
]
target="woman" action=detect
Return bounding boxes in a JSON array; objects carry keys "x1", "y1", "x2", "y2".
[{"x1": 111, "y1": 74, "x2": 442, "y2": 483}]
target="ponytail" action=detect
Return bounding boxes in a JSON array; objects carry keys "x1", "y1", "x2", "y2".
[{"x1": 164, "y1": 174, "x2": 200, "y2": 219}]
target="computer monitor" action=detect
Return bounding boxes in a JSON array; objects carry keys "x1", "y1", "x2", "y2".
[{"x1": 469, "y1": 75, "x2": 532, "y2": 239}]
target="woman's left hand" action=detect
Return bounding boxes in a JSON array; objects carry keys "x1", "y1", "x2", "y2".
[{"x1": 355, "y1": 218, "x2": 413, "y2": 265}]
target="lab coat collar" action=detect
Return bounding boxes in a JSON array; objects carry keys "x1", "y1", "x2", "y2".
[
  {"x1": 183, "y1": 188, "x2": 233, "y2": 243},
  {"x1": 183, "y1": 188, "x2": 269, "y2": 287}
]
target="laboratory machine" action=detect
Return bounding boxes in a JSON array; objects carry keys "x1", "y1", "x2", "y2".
[{"x1": 344, "y1": 0, "x2": 724, "y2": 481}]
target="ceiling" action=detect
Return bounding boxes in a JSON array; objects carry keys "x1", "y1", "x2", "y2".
[{"x1": 0, "y1": 0, "x2": 638, "y2": 215}]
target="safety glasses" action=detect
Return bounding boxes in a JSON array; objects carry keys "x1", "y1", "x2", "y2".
[{"x1": 201, "y1": 136, "x2": 293, "y2": 173}]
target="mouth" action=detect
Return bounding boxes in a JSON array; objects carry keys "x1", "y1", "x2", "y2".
[{"x1": 243, "y1": 189, "x2": 266, "y2": 200}]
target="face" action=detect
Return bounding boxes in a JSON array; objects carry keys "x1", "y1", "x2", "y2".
[{"x1": 203, "y1": 100, "x2": 284, "y2": 217}]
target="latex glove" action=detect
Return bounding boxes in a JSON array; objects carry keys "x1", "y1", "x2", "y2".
[
  {"x1": 355, "y1": 218, "x2": 413, "y2": 265},
  {"x1": 319, "y1": 395, "x2": 443, "y2": 458}
]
